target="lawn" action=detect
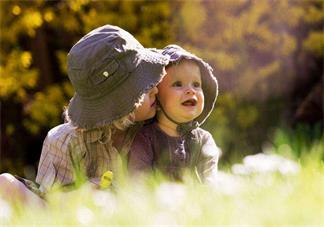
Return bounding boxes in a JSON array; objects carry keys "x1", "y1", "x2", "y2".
[{"x1": 1, "y1": 136, "x2": 323, "y2": 226}]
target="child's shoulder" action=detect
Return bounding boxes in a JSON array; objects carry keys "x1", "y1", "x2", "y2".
[
  {"x1": 191, "y1": 127, "x2": 212, "y2": 139},
  {"x1": 46, "y1": 122, "x2": 77, "y2": 144},
  {"x1": 139, "y1": 121, "x2": 159, "y2": 136},
  {"x1": 191, "y1": 127, "x2": 220, "y2": 157}
]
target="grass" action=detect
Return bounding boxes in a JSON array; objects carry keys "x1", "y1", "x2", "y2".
[{"x1": 1, "y1": 131, "x2": 323, "y2": 226}]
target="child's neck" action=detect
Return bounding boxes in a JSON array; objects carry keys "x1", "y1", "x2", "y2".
[{"x1": 157, "y1": 114, "x2": 180, "y2": 137}]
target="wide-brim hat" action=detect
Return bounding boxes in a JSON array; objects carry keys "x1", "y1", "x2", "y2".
[
  {"x1": 67, "y1": 25, "x2": 169, "y2": 129},
  {"x1": 161, "y1": 44, "x2": 218, "y2": 126}
]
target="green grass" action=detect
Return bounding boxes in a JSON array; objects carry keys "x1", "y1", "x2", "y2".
[{"x1": 1, "y1": 133, "x2": 323, "y2": 226}]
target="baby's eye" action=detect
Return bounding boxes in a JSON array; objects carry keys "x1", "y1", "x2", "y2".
[
  {"x1": 193, "y1": 81, "x2": 201, "y2": 88},
  {"x1": 172, "y1": 81, "x2": 182, "y2": 87}
]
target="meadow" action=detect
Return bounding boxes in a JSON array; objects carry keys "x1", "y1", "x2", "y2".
[{"x1": 1, "y1": 131, "x2": 323, "y2": 226}]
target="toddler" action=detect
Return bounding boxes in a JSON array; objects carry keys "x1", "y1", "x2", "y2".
[{"x1": 129, "y1": 45, "x2": 220, "y2": 182}]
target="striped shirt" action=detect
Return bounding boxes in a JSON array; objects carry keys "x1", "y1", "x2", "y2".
[{"x1": 36, "y1": 122, "x2": 138, "y2": 193}]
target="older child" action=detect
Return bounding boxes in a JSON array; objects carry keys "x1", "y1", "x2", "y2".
[
  {"x1": 0, "y1": 24, "x2": 169, "y2": 202},
  {"x1": 128, "y1": 45, "x2": 220, "y2": 182}
]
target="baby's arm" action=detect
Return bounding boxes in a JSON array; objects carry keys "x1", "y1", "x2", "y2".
[
  {"x1": 197, "y1": 131, "x2": 221, "y2": 182},
  {"x1": 128, "y1": 132, "x2": 154, "y2": 174}
]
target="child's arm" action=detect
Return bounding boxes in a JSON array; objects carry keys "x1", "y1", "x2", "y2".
[
  {"x1": 36, "y1": 131, "x2": 74, "y2": 193},
  {"x1": 196, "y1": 131, "x2": 221, "y2": 182},
  {"x1": 128, "y1": 131, "x2": 154, "y2": 174},
  {"x1": 0, "y1": 173, "x2": 45, "y2": 206}
]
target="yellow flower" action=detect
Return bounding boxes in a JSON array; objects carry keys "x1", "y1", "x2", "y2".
[
  {"x1": 100, "y1": 171, "x2": 114, "y2": 189},
  {"x1": 12, "y1": 5, "x2": 21, "y2": 16},
  {"x1": 21, "y1": 51, "x2": 32, "y2": 68}
]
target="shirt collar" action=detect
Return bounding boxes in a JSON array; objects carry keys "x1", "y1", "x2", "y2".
[{"x1": 77, "y1": 127, "x2": 108, "y2": 143}]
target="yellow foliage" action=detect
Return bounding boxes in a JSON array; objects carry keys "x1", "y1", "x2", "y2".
[
  {"x1": 304, "y1": 5, "x2": 324, "y2": 23},
  {"x1": 21, "y1": 10, "x2": 43, "y2": 37},
  {"x1": 0, "y1": 0, "x2": 322, "y2": 141},
  {"x1": 258, "y1": 61, "x2": 280, "y2": 79},
  {"x1": 286, "y1": 6, "x2": 304, "y2": 27},
  {"x1": 213, "y1": 52, "x2": 239, "y2": 71},
  {"x1": 0, "y1": 51, "x2": 38, "y2": 100},
  {"x1": 303, "y1": 31, "x2": 324, "y2": 56},
  {"x1": 17, "y1": 89, "x2": 26, "y2": 100},
  {"x1": 56, "y1": 51, "x2": 68, "y2": 75},
  {"x1": 21, "y1": 51, "x2": 32, "y2": 68},
  {"x1": 43, "y1": 10, "x2": 54, "y2": 23},
  {"x1": 181, "y1": 1, "x2": 206, "y2": 41},
  {"x1": 6, "y1": 124, "x2": 15, "y2": 136},
  {"x1": 273, "y1": 1, "x2": 303, "y2": 27},
  {"x1": 69, "y1": 0, "x2": 90, "y2": 12},
  {"x1": 280, "y1": 34, "x2": 296, "y2": 56},
  {"x1": 81, "y1": 9, "x2": 98, "y2": 30},
  {"x1": 237, "y1": 60, "x2": 280, "y2": 98},
  {"x1": 25, "y1": 85, "x2": 69, "y2": 134},
  {"x1": 236, "y1": 105, "x2": 259, "y2": 129},
  {"x1": 12, "y1": 5, "x2": 21, "y2": 16},
  {"x1": 223, "y1": 18, "x2": 244, "y2": 44},
  {"x1": 253, "y1": 25, "x2": 278, "y2": 51},
  {"x1": 61, "y1": 15, "x2": 80, "y2": 32},
  {"x1": 244, "y1": 1, "x2": 269, "y2": 33},
  {"x1": 63, "y1": 81, "x2": 74, "y2": 98},
  {"x1": 0, "y1": 78, "x2": 17, "y2": 98}
]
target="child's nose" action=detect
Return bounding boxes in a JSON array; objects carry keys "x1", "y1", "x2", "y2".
[
  {"x1": 150, "y1": 86, "x2": 158, "y2": 96},
  {"x1": 185, "y1": 86, "x2": 196, "y2": 95}
]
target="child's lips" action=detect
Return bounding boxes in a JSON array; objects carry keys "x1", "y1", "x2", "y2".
[
  {"x1": 151, "y1": 100, "x2": 156, "y2": 107},
  {"x1": 181, "y1": 98, "x2": 197, "y2": 106}
]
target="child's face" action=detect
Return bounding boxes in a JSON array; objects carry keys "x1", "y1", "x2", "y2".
[
  {"x1": 134, "y1": 87, "x2": 158, "y2": 121},
  {"x1": 157, "y1": 60, "x2": 204, "y2": 123}
]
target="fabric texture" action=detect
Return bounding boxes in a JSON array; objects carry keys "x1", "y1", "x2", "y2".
[
  {"x1": 128, "y1": 122, "x2": 220, "y2": 182},
  {"x1": 36, "y1": 122, "x2": 140, "y2": 193},
  {"x1": 67, "y1": 24, "x2": 169, "y2": 129}
]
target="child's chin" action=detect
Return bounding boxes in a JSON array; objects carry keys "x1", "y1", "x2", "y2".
[
  {"x1": 147, "y1": 110, "x2": 156, "y2": 119},
  {"x1": 179, "y1": 115, "x2": 197, "y2": 123},
  {"x1": 183, "y1": 111, "x2": 200, "y2": 119}
]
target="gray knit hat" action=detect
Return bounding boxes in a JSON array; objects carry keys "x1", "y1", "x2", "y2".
[
  {"x1": 67, "y1": 25, "x2": 169, "y2": 129},
  {"x1": 162, "y1": 44, "x2": 218, "y2": 127}
]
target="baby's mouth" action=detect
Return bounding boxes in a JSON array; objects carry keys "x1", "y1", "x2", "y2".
[{"x1": 182, "y1": 98, "x2": 197, "y2": 106}]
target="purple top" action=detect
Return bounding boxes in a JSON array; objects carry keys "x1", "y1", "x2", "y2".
[{"x1": 128, "y1": 122, "x2": 220, "y2": 182}]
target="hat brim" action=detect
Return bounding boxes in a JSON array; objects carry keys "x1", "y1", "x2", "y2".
[
  {"x1": 68, "y1": 48, "x2": 168, "y2": 129},
  {"x1": 198, "y1": 62, "x2": 218, "y2": 125}
]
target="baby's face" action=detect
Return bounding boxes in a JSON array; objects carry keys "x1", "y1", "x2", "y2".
[
  {"x1": 157, "y1": 60, "x2": 204, "y2": 123},
  {"x1": 134, "y1": 87, "x2": 158, "y2": 121}
]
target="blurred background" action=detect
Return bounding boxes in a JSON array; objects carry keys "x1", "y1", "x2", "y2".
[{"x1": 0, "y1": 0, "x2": 323, "y2": 179}]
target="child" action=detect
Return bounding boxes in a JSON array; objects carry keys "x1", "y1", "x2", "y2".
[
  {"x1": 128, "y1": 45, "x2": 220, "y2": 182},
  {"x1": 0, "y1": 24, "x2": 169, "y2": 202}
]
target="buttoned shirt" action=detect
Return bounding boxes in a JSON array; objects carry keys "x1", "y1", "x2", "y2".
[
  {"x1": 128, "y1": 122, "x2": 220, "y2": 182},
  {"x1": 36, "y1": 122, "x2": 138, "y2": 193}
]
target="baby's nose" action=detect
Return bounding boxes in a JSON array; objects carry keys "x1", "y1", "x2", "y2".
[{"x1": 185, "y1": 87, "x2": 196, "y2": 94}]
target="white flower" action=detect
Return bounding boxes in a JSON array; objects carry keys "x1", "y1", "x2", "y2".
[
  {"x1": 0, "y1": 198, "x2": 12, "y2": 222},
  {"x1": 92, "y1": 190, "x2": 117, "y2": 216},
  {"x1": 76, "y1": 206, "x2": 94, "y2": 225},
  {"x1": 155, "y1": 182, "x2": 186, "y2": 210},
  {"x1": 232, "y1": 153, "x2": 300, "y2": 176}
]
